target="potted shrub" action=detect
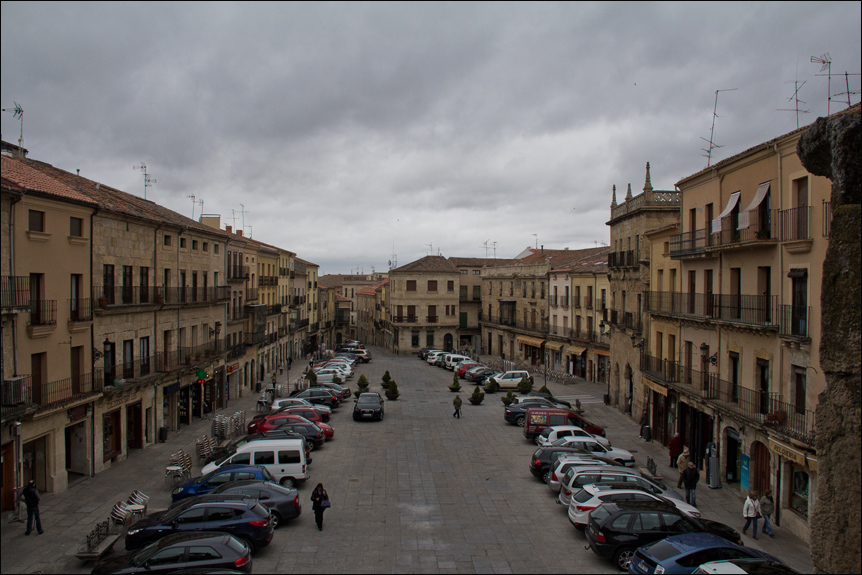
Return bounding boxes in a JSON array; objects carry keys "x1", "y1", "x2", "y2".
[
  {"x1": 385, "y1": 380, "x2": 400, "y2": 400},
  {"x1": 484, "y1": 378, "x2": 500, "y2": 393},
  {"x1": 357, "y1": 374, "x2": 369, "y2": 388},
  {"x1": 333, "y1": 376, "x2": 342, "y2": 385},
  {"x1": 469, "y1": 386, "x2": 485, "y2": 405},
  {"x1": 501, "y1": 390, "x2": 516, "y2": 406},
  {"x1": 449, "y1": 373, "x2": 461, "y2": 392},
  {"x1": 381, "y1": 370, "x2": 392, "y2": 389},
  {"x1": 305, "y1": 370, "x2": 318, "y2": 386},
  {"x1": 517, "y1": 377, "x2": 533, "y2": 394}
]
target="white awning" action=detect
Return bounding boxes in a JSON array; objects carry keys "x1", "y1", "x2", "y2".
[
  {"x1": 737, "y1": 182, "x2": 771, "y2": 230},
  {"x1": 711, "y1": 191, "x2": 741, "y2": 233}
]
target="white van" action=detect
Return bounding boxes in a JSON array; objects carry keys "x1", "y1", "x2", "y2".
[
  {"x1": 444, "y1": 354, "x2": 471, "y2": 370},
  {"x1": 201, "y1": 439, "x2": 308, "y2": 488}
]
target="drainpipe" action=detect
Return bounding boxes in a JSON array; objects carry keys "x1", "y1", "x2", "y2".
[
  {"x1": 89, "y1": 203, "x2": 100, "y2": 478},
  {"x1": 152, "y1": 224, "x2": 162, "y2": 441}
]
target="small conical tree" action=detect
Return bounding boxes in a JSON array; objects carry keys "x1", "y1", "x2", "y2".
[
  {"x1": 517, "y1": 377, "x2": 533, "y2": 394},
  {"x1": 357, "y1": 374, "x2": 369, "y2": 388},
  {"x1": 333, "y1": 375, "x2": 342, "y2": 385},
  {"x1": 449, "y1": 372, "x2": 461, "y2": 392},
  {"x1": 484, "y1": 378, "x2": 499, "y2": 393},
  {"x1": 501, "y1": 390, "x2": 516, "y2": 406},
  {"x1": 381, "y1": 370, "x2": 392, "y2": 389},
  {"x1": 536, "y1": 384, "x2": 551, "y2": 395},
  {"x1": 469, "y1": 385, "x2": 485, "y2": 405},
  {"x1": 385, "y1": 380, "x2": 400, "y2": 400}
]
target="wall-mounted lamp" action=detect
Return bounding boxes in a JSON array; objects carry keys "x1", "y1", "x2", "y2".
[
  {"x1": 630, "y1": 334, "x2": 644, "y2": 350},
  {"x1": 700, "y1": 343, "x2": 718, "y2": 366},
  {"x1": 599, "y1": 321, "x2": 609, "y2": 335}
]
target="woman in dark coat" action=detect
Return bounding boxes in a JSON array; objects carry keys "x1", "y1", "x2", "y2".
[
  {"x1": 310, "y1": 483, "x2": 329, "y2": 531},
  {"x1": 668, "y1": 433, "x2": 683, "y2": 468}
]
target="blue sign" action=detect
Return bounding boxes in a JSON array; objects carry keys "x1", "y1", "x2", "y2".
[{"x1": 740, "y1": 454, "x2": 750, "y2": 491}]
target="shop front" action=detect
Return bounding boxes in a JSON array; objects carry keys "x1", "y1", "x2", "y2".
[{"x1": 677, "y1": 401, "x2": 714, "y2": 469}]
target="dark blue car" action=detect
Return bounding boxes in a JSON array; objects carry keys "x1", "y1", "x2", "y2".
[
  {"x1": 629, "y1": 532, "x2": 784, "y2": 574},
  {"x1": 171, "y1": 464, "x2": 275, "y2": 502}
]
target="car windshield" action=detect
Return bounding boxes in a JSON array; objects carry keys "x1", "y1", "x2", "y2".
[{"x1": 358, "y1": 396, "x2": 380, "y2": 405}]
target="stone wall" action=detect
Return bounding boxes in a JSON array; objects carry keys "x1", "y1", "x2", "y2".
[{"x1": 798, "y1": 105, "x2": 861, "y2": 574}]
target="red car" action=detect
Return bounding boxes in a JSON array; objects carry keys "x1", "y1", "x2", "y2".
[
  {"x1": 457, "y1": 362, "x2": 485, "y2": 378},
  {"x1": 248, "y1": 413, "x2": 335, "y2": 439},
  {"x1": 278, "y1": 406, "x2": 328, "y2": 425}
]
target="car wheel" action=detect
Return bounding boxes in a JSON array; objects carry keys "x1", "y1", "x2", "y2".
[
  {"x1": 270, "y1": 511, "x2": 282, "y2": 529},
  {"x1": 353, "y1": 414, "x2": 360, "y2": 421},
  {"x1": 541, "y1": 469, "x2": 550, "y2": 484},
  {"x1": 615, "y1": 459, "x2": 626, "y2": 466},
  {"x1": 378, "y1": 411, "x2": 384, "y2": 421},
  {"x1": 515, "y1": 416, "x2": 525, "y2": 427},
  {"x1": 280, "y1": 477, "x2": 296, "y2": 488},
  {"x1": 613, "y1": 547, "x2": 635, "y2": 571},
  {"x1": 240, "y1": 538, "x2": 256, "y2": 554}
]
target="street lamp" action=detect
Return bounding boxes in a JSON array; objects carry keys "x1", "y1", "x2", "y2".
[{"x1": 630, "y1": 334, "x2": 644, "y2": 350}]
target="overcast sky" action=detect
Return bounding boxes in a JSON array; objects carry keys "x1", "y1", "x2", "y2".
[{"x1": 2, "y1": 2, "x2": 860, "y2": 275}]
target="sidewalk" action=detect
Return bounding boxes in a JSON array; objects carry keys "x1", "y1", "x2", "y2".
[{"x1": 0, "y1": 362, "x2": 301, "y2": 575}]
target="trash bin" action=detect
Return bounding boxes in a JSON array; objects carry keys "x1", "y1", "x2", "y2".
[
  {"x1": 603, "y1": 394, "x2": 610, "y2": 405},
  {"x1": 158, "y1": 426, "x2": 168, "y2": 443},
  {"x1": 642, "y1": 425, "x2": 651, "y2": 442}
]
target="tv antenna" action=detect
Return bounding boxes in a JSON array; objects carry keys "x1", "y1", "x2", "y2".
[
  {"x1": 777, "y1": 80, "x2": 809, "y2": 128},
  {"x1": 425, "y1": 242, "x2": 433, "y2": 255},
  {"x1": 133, "y1": 163, "x2": 156, "y2": 199},
  {"x1": 1, "y1": 102, "x2": 24, "y2": 154},
  {"x1": 197, "y1": 199, "x2": 204, "y2": 220},
  {"x1": 483, "y1": 239, "x2": 490, "y2": 258},
  {"x1": 492, "y1": 241, "x2": 497, "y2": 259},
  {"x1": 189, "y1": 194, "x2": 197, "y2": 219},
  {"x1": 239, "y1": 203, "x2": 249, "y2": 233},
  {"x1": 532, "y1": 234, "x2": 538, "y2": 249},
  {"x1": 230, "y1": 208, "x2": 237, "y2": 231},
  {"x1": 389, "y1": 245, "x2": 397, "y2": 269},
  {"x1": 811, "y1": 53, "x2": 832, "y2": 115},
  {"x1": 832, "y1": 71, "x2": 861, "y2": 109},
  {"x1": 701, "y1": 88, "x2": 737, "y2": 167}
]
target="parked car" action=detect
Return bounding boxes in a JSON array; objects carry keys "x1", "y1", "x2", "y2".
[
  {"x1": 566, "y1": 483, "x2": 700, "y2": 527},
  {"x1": 208, "y1": 479, "x2": 301, "y2": 528},
  {"x1": 274, "y1": 421, "x2": 326, "y2": 449},
  {"x1": 418, "y1": 348, "x2": 442, "y2": 360},
  {"x1": 276, "y1": 406, "x2": 327, "y2": 425},
  {"x1": 504, "y1": 399, "x2": 570, "y2": 425},
  {"x1": 510, "y1": 394, "x2": 573, "y2": 409},
  {"x1": 92, "y1": 532, "x2": 252, "y2": 574},
  {"x1": 536, "y1": 425, "x2": 611, "y2": 448},
  {"x1": 484, "y1": 370, "x2": 533, "y2": 389},
  {"x1": 456, "y1": 362, "x2": 485, "y2": 378},
  {"x1": 310, "y1": 368, "x2": 350, "y2": 384},
  {"x1": 444, "y1": 354, "x2": 471, "y2": 370},
  {"x1": 550, "y1": 436, "x2": 635, "y2": 466},
  {"x1": 310, "y1": 382, "x2": 351, "y2": 402},
  {"x1": 126, "y1": 495, "x2": 274, "y2": 552},
  {"x1": 349, "y1": 349, "x2": 372, "y2": 363},
  {"x1": 520, "y1": 407, "x2": 606, "y2": 439},
  {"x1": 630, "y1": 532, "x2": 785, "y2": 575},
  {"x1": 171, "y1": 465, "x2": 275, "y2": 502},
  {"x1": 426, "y1": 351, "x2": 445, "y2": 365},
  {"x1": 201, "y1": 439, "x2": 309, "y2": 488},
  {"x1": 584, "y1": 500, "x2": 742, "y2": 571},
  {"x1": 530, "y1": 446, "x2": 623, "y2": 483},
  {"x1": 693, "y1": 558, "x2": 800, "y2": 574},
  {"x1": 547, "y1": 458, "x2": 617, "y2": 493},
  {"x1": 465, "y1": 367, "x2": 500, "y2": 383},
  {"x1": 290, "y1": 388, "x2": 339, "y2": 408},
  {"x1": 204, "y1": 430, "x2": 312, "y2": 465},
  {"x1": 353, "y1": 392, "x2": 385, "y2": 421},
  {"x1": 559, "y1": 465, "x2": 683, "y2": 502},
  {"x1": 271, "y1": 397, "x2": 331, "y2": 419}
]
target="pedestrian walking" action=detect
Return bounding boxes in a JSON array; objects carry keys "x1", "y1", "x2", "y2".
[
  {"x1": 18, "y1": 480, "x2": 43, "y2": 535},
  {"x1": 676, "y1": 446, "x2": 690, "y2": 488},
  {"x1": 286, "y1": 357, "x2": 292, "y2": 372},
  {"x1": 668, "y1": 432, "x2": 683, "y2": 468},
  {"x1": 639, "y1": 409, "x2": 649, "y2": 440},
  {"x1": 453, "y1": 395, "x2": 462, "y2": 419},
  {"x1": 760, "y1": 489, "x2": 776, "y2": 538},
  {"x1": 743, "y1": 490, "x2": 762, "y2": 540},
  {"x1": 681, "y1": 461, "x2": 699, "y2": 507},
  {"x1": 310, "y1": 483, "x2": 330, "y2": 531}
]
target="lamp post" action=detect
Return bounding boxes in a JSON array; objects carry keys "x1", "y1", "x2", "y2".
[{"x1": 699, "y1": 343, "x2": 717, "y2": 391}]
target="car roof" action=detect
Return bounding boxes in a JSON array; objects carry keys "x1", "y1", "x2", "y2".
[
  {"x1": 601, "y1": 499, "x2": 677, "y2": 513},
  {"x1": 648, "y1": 532, "x2": 739, "y2": 555},
  {"x1": 153, "y1": 531, "x2": 230, "y2": 547}
]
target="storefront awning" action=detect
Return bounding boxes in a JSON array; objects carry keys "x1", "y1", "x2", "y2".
[
  {"x1": 593, "y1": 349, "x2": 610, "y2": 357},
  {"x1": 516, "y1": 335, "x2": 545, "y2": 347},
  {"x1": 738, "y1": 182, "x2": 771, "y2": 230},
  {"x1": 566, "y1": 345, "x2": 587, "y2": 355},
  {"x1": 642, "y1": 377, "x2": 668, "y2": 396},
  {"x1": 544, "y1": 341, "x2": 564, "y2": 351},
  {"x1": 711, "y1": 191, "x2": 741, "y2": 233},
  {"x1": 768, "y1": 438, "x2": 808, "y2": 467}
]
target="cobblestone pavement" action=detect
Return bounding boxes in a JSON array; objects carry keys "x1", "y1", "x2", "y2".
[{"x1": 1, "y1": 347, "x2": 814, "y2": 574}]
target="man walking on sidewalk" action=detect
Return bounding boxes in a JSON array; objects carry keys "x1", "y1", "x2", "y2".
[
  {"x1": 682, "y1": 461, "x2": 699, "y2": 506},
  {"x1": 19, "y1": 480, "x2": 43, "y2": 535},
  {"x1": 453, "y1": 395, "x2": 462, "y2": 419}
]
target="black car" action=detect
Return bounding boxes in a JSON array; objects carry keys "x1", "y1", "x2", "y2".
[
  {"x1": 208, "y1": 480, "x2": 301, "y2": 528},
  {"x1": 530, "y1": 446, "x2": 622, "y2": 483},
  {"x1": 465, "y1": 367, "x2": 500, "y2": 383},
  {"x1": 291, "y1": 388, "x2": 339, "y2": 408},
  {"x1": 92, "y1": 532, "x2": 252, "y2": 574},
  {"x1": 353, "y1": 392, "x2": 384, "y2": 421},
  {"x1": 125, "y1": 495, "x2": 274, "y2": 552},
  {"x1": 276, "y1": 422, "x2": 326, "y2": 449},
  {"x1": 584, "y1": 500, "x2": 743, "y2": 572},
  {"x1": 204, "y1": 431, "x2": 312, "y2": 465},
  {"x1": 311, "y1": 382, "x2": 351, "y2": 402},
  {"x1": 417, "y1": 348, "x2": 441, "y2": 360}
]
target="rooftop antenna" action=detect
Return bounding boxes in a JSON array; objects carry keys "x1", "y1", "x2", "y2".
[
  {"x1": 239, "y1": 203, "x2": 249, "y2": 233},
  {"x1": 492, "y1": 241, "x2": 497, "y2": 259},
  {"x1": 426, "y1": 242, "x2": 433, "y2": 255},
  {"x1": 811, "y1": 53, "x2": 832, "y2": 115},
  {"x1": 777, "y1": 80, "x2": 809, "y2": 128},
  {"x1": 188, "y1": 194, "x2": 196, "y2": 219},
  {"x1": 701, "y1": 88, "x2": 737, "y2": 167},
  {"x1": 389, "y1": 245, "x2": 397, "y2": 269},
  {"x1": 532, "y1": 234, "x2": 538, "y2": 249},
  {"x1": 246, "y1": 225, "x2": 252, "y2": 238},
  {"x1": 133, "y1": 163, "x2": 156, "y2": 199},
  {"x1": 1, "y1": 102, "x2": 24, "y2": 154},
  {"x1": 197, "y1": 199, "x2": 204, "y2": 221},
  {"x1": 832, "y1": 71, "x2": 861, "y2": 108},
  {"x1": 230, "y1": 208, "x2": 237, "y2": 230},
  {"x1": 483, "y1": 239, "x2": 490, "y2": 258}
]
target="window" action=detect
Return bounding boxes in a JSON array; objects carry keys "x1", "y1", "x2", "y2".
[
  {"x1": 148, "y1": 547, "x2": 187, "y2": 566},
  {"x1": 635, "y1": 512, "x2": 663, "y2": 531},
  {"x1": 411, "y1": 332, "x2": 419, "y2": 347},
  {"x1": 610, "y1": 514, "x2": 633, "y2": 530},
  {"x1": 164, "y1": 234, "x2": 172, "y2": 246},
  {"x1": 460, "y1": 270, "x2": 467, "y2": 274},
  {"x1": 70, "y1": 217, "x2": 83, "y2": 237},
  {"x1": 28, "y1": 210, "x2": 45, "y2": 232},
  {"x1": 793, "y1": 366, "x2": 807, "y2": 414},
  {"x1": 426, "y1": 333, "x2": 434, "y2": 347},
  {"x1": 428, "y1": 280, "x2": 437, "y2": 292},
  {"x1": 279, "y1": 450, "x2": 301, "y2": 464},
  {"x1": 254, "y1": 451, "x2": 275, "y2": 465},
  {"x1": 207, "y1": 507, "x2": 242, "y2": 522},
  {"x1": 234, "y1": 471, "x2": 257, "y2": 481},
  {"x1": 790, "y1": 467, "x2": 809, "y2": 518},
  {"x1": 192, "y1": 240, "x2": 198, "y2": 250},
  {"x1": 406, "y1": 280, "x2": 416, "y2": 292},
  {"x1": 473, "y1": 270, "x2": 481, "y2": 275},
  {"x1": 214, "y1": 244, "x2": 220, "y2": 254},
  {"x1": 203, "y1": 242, "x2": 209, "y2": 252},
  {"x1": 180, "y1": 237, "x2": 186, "y2": 248},
  {"x1": 448, "y1": 280, "x2": 454, "y2": 291},
  {"x1": 473, "y1": 286, "x2": 481, "y2": 300},
  {"x1": 174, "y1": 507, "x2": 207, "y2": 524},
  {"x1": 188, "y1": 547, "x2": 222, "y2": 562},
  {"x1": 230, "y1": 453, "x2": 251, "y2": 465}
]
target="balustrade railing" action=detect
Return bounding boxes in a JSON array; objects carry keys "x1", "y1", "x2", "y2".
[
  {"x1": 69, "y1": 298, "x2": 93, "y2": 322},
  {"x1": 29, "y1": 300, "x2": 57, "y2": 326},
  {"x1": 1, "y1": 276, "x2": 30, "y2": 309}
]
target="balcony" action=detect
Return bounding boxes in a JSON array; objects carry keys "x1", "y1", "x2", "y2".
[
  {"x1": 669, "y1": 229, "x2": 709, "y2": 258},
  {"x1": 245, "y1": 288, "x2": 259, "y2": 302},
  {"x1": 1, "y1": 276, "x2": 31, "y2": 311},
  {"x1": 608, "y1": 250, "x2": 639, "y2": 268},
  {"x1": 226, "y1": 343, "x2": 245, "y2": 360},
  {"x1": 228, "y1": 308, "x2": 248, "y2": 322},
  {"x1": 34, "y1": 371, "x2": 104, "y2": 412},
  {"x1": 481, "y1": 314, "x2": 548, "y2": 335},
  {"x1": 392, "y1": 315, "x2": 418, "y2": 323},
  {"x1": 97, "y1": 286, "x2": 229, "y2": 306},
  {"x1": 779, "y1": 305, "x2": 810, "y2": 340},
  {"x1": 709, "y1": 210, "x2": 778, "y2": 251},
  {"x1": 646, "y1": 291, "x2": 779, "y2": 329},
  {"x1": 29, "y1": 300, "x2": 57, "y2": 327},
  {"x1": 227, "y1": 265, "x2": 250, "y2": 281},
  {"x1": 259, "y1": 276, "x2": 278, "y2": 287},
  {"x1": 640, "y1": 353, "x2": 814, "y2": 446},
  {"x1": 426, "y1": 315, "x2": 438, "y2": 323},
  {"x1": 266, "y1": 304, "x2": 283, "y2": 316},
  {"x1": 68, "y1": 298, "x2": 93, "y2": 322}
]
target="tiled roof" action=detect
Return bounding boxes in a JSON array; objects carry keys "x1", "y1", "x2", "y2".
[
  {"x1": 1, "y1": 156, "x2": 97, "y2": 205},
  {"x1": 448, "y1": 257, "x2": 517, "y2": 267},
  {"x1": 356, "y1": 287, "x2": 377, "y2": 296},
  {"x1": 513, "y1": 246, "x2": 610, "y2": 267},
  {"x1": 391, "y1": 255, "x2": 459, "y2": 274}
]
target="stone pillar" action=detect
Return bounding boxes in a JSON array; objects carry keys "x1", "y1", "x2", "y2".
[{"x1": 798, "y1": 105, "x2": 861, "y2": 574}]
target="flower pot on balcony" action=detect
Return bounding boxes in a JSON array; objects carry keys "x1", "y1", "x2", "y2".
[
  {"x1": 155, "y1": 293, "x2": 163, "y2": 304},
  {"x1": 98, "y1": 297, "x2": 108, "y2": 308}
]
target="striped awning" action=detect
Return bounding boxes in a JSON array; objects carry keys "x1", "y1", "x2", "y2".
[
  {"x1": 711, "y1": 191, "x2": 741, "y2": 233},
  {"x1": 516, "y1": 335, "x2": 545, "y2": 347},
  {"x1": 544, "y1": 341, "x2": 564, "y2": 351},
  {"x1": 738, "y1": 182, "x2": 771, "y2": 230},
  {"x1": 566, "y1": 345, "x2": 588, "y2": 355}
]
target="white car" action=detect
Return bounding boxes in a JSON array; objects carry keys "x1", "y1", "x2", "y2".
[
  {"x1": 546, "y1": 458, "x2": 616, "y2": 494},
  {"x1": 485, "y1": 370, "x2": 533, "y2": 389},
  {"x1": 426, "y1": 351, "x2": 445, "y2": 365},
  {"x1": 321, "y1": 360, "x2": 354, "y2": 376},
  {"x1": 567, "y1": 484, "x2": 701, "y2": 528},
  {"x1": 311, "y1": 368, "x2": 349, "y2": 383},
  {"x1": 444, "y1": 354, "x2": 471, "y2": 370},
  {"x1": 536, "y1": 425, "x2": 611, "y2": 449},
  {"x1": 271, "y1": 397, "x2": 332, "y2": 417},
  {"x1": 551, "y1": 437, "x2": 635, "y2": 466}
]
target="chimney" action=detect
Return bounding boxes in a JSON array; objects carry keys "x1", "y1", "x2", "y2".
[
  {"x1": 236, "y1": 229, "x2": 243, "y2": 237},
  {"x1": 226, "y1": 225, "x2": 232, "y2": 233}
]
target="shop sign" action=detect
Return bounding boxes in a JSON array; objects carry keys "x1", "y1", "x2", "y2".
[
  {"x1": 642, "y1": 378, "x2": 668, "y2": 397},
  {"x1": 740, "y1": 453, "x2": 750, "y2": 491},
  {"x1": 768, "y1": 438, "x2": 807, "y2": 466},
  {"x1": 164, "y1": 383, "x2": 180, "y2": 395},
  {"x1": 226, "y1": 363, "x2": 239, "y2": 374}
]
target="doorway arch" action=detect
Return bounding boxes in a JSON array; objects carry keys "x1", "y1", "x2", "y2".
[
  {"x1": 443, "y1": 333, "x2": 453, "y2": 352},
  {"x1": 751, "y1": 440, "x2": 771, "y2": 495}
]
